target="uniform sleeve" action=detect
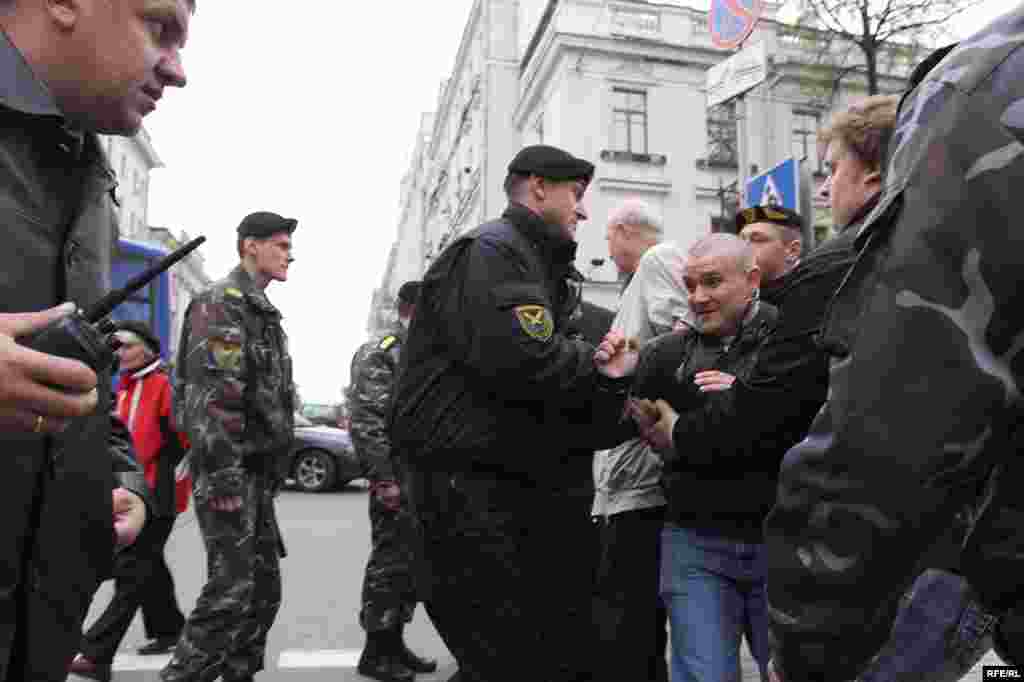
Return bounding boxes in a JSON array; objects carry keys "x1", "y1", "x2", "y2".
[
  {"x1": 110, "y1": 414, "x2": 151, "y2": 506},
  {"x1": 179, "y1": 296, "x2": 251, "y2": 500},
  {"x1": 349, "y1": 344, "x2": 397, "y2": 482},
  {"x1": 448, "y1": 238, "x2": 597, "y2": 399},
  {"x1": 767, "y1": 45, "x2": 1024, "y2": 681}
]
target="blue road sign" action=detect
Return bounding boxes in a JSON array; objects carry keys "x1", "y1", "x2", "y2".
[{"x1": 745, "y1": 157, "x2": 799, "y2": 210}]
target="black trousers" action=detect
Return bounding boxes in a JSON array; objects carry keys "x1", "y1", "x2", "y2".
[
  {"x1": 592, "y1": 505, "x2": 669, "y2": 682},
  {"x1": 81, "y1": 517, "x2": 185, "y2": 663},
  {"x1": 412, "y1": 469, "x2": 549, "y2": 682}
]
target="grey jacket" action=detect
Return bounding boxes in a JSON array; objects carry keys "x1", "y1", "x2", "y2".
[{"x1": 592, "y1": 243, "x2": 688, "y2": 517}]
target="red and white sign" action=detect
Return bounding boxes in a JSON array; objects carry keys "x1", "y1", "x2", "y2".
[{"x1": 710, "y1": 0, "x2": 764, "y2": 50}]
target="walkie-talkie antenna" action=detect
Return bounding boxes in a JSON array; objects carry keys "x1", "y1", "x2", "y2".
[{"x1": 83, "y1": 236, "x2": 206, "y2": 323}]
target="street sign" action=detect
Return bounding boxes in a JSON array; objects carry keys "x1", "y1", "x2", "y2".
[
  {"x1": 746, "y1": 158, "x2": 800, "y2": 210},
  {"x1": 706, "y1": 40, "x2": 768, "y2": 109},
  {"x1": 710, "y1": 0, "x2": 765, "y2": 50}
]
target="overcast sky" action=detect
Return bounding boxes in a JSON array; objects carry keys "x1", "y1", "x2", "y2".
[{"x1": 145, "y1": 0, "x2": 1012, "y2": 406}]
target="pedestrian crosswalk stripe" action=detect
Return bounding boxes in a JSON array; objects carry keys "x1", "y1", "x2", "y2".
[
  {"x1": 112, "y1": 654, "x2": 173, "y2": 671},
  {"x1": 277, "y1": 649, "x2": 362, "y2": 669}
]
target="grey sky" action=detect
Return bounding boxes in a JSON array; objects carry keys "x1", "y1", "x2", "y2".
[
  {"x1": 146, "y1": 0, "x2": 1010, "y2": 405},
  {"x1": 146, "y1": 2, "x2": 476, "y2": 404}
]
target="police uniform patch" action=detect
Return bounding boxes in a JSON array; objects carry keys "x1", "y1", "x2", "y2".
[
  {"x1": 514, "y1": 305, "x2": 554, "y2": 342},
  {"x1": 209, "y1": 338, "x2": 243, "y2": 372},
  {"x1": 379, "y1": 335, "x2": 397, "y2": 351}
]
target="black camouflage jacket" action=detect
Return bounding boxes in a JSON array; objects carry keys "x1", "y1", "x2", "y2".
[
  {"x1": 176, "y1": 265, "x2": 295, "y2": 500},
  {"x1": 349, "y1": 324, "x2": 404, "y2": 482},
  {"x1": 766, "y1": 10, "x2": 1024, "y2": 679}
]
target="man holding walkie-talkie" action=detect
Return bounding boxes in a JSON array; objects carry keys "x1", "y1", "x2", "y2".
[{"x1": 0, "y1": 0, "x2": 195, "y2": 680}]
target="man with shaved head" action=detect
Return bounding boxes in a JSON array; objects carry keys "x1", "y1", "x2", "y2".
[
  {"x1": 0, "y1": 0, "x2": 193, "y2": 679},
  {"x1": 611, "y1": 233, "x2": 781, "y2": 681}
]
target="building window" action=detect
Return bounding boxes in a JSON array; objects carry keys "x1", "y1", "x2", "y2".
[
  {"x1": 792, "y1": 110, "x2": 822, "y2": 173},
  {"x1": 612, "y1": 88, "x2": 648, "y2": 154},
  {"x1": 707, "y1": 103, "x2": 738, "y2": 166}
]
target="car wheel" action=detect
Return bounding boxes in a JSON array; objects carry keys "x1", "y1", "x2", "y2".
[{"x1": 292, "y1": 449, "x2": 336, "y2": 493}]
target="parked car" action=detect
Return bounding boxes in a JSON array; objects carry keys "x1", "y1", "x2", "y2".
[
  {"x1": 289, "y1": 413, "x2": 364, "y2": 492},
  {"x1": 300, "y1": 402, "x2": 343, "y2": 428}
]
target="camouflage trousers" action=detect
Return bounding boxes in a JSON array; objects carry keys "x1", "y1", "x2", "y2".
[
  {"x1": 161, "y1": 475, "x2": 283, "y2": 682},
  {"x1": 360, "y1": 489, "x2": 419, "y2": 632}
]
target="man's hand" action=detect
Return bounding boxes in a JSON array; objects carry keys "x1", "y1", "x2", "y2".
[
  {"x1": 0, "y1": 303, "x2": 99, "y2": 434},
  {"x1": 628, "y1": 398, "x2": 660, "y2": 432},
  {"x1": 767, "y1": 658, "x2": 785, "y2": 682},
  {"x1": 373, "y1": 481, "x2": 402, "y2": 512},
  {"x1": 210, "y1": 496, "x2": 243, "y2": 512},
  {"x1": 113, "y1": 487, "x2": 147, "y2": 547},
  {"x1": 594, "y1": 330, "x2": 639, "y2": 378},
  {"x1": 638, "y1": 399, "x2": 678, "y2": 454},
  {"x1": 694, "y1": 370, "x2": 736, "y2": 393}
]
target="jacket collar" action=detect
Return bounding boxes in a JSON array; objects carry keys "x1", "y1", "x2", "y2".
[
  {"x1": 228, "y1": 265, "x2": 281, "y2": 316},
  {"x1": 681, "y1": 299, "x2": 778, "y2": 349},
  {"x1": 503, "y1": 203, "x2": 578, "y2": 267},
  {"x1": 843, "y1": 191, "x2": 881, "y2": 236},
  {"x1": 0, "y1": 30, "x2": 62, "y2": 118}
]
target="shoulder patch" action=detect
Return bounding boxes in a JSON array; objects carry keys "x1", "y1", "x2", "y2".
[
  {"x1": 514, "y1": 305, "x2": 554, "y2": 342},
  {"x1": 225, "y1": 287, "x2": 244, "y2": 299},
  {"x1": 378, "y1": 335, "x2": 397, "y2": 351}
]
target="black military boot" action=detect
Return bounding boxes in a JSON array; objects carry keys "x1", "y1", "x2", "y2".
[{"x1": 357, "y1": 631, "x2": 414, "y2": 682}]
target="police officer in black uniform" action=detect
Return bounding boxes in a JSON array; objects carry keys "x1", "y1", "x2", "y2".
[{"x1": 391, "y1": 145, "x2": 634, "y2": 682}]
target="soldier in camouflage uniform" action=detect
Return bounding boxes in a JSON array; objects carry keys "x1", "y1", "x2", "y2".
[
  {"x1": 350, "y1": 280, "x2": 439, "y2": 682},
  {"x1": 764, "y1": 9, "x2": 1024, "y2": 680},
  {"x1": 161, "y1": 211, "x2": 297, "y2": 682}
]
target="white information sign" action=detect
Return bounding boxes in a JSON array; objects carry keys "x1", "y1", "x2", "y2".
[{"x1": 706, "y1": 41, "x2": 768, "y2": 109}]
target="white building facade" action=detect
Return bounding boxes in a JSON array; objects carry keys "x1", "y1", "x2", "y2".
[
  {"x1": 100, "y1": 129, "x2": 212, "y2": 360},
  {"x1": 373, "y1": 0, "x2": 915, "y2": 320}
]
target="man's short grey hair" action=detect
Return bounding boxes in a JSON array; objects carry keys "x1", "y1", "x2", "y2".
[
  {"x1": 609, "y1": 198, "x2": 664, "y2": 237},
  {"x1": 688, "y1": 233, "x2": 757, "y2": 272}
]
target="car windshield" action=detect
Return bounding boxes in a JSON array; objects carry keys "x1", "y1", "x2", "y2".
[{"x1": 294, "y1": 413, "x2": 313, "y2": 427}]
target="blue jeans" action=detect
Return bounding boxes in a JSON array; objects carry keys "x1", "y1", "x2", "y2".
[
  {"x1": 858, "y1": 569, "x2": 997, "y2": 682},
  {"x1": 660, "y1": 524, "x2": 769, "y2": 682}
]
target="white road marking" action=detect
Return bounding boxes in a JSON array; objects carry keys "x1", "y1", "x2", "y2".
[
  {"x1": 112, "y1": 653, "x2": 173, "y2": 671},
  {"x1": 277, "y1": 649, "x2": 363, "y2": 669}
]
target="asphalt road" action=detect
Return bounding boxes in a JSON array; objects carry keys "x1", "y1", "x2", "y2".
[
  {"x1": 68, "y1": 485, "x2": 1009, "y2": 681},
  {"x1": 71, "y1": 486, "x2": 456, "y2": 682}
]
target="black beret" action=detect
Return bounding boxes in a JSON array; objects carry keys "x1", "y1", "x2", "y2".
[
  {"x1": 115, "y1": 320, "x2": 161, "y2": 355},
  {"x1": 735, "y1": 205, "x2": 804, "y2": 234},
  {"x1": 397, "y1": 281, "x2": 421, "y2": 305},
  {"x1": 508, "y1": 145, "x2": 595, "y2": 184},
  {"x1": 237, "y1": 211, "x2": 298, "y2": 239}
]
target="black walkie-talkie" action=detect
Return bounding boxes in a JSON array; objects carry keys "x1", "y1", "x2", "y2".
[{"x1": 21, "y1": 236, "x2": 207, "y2": 374}]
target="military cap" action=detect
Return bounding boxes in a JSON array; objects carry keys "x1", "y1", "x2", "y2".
[
  {"x1": 237, "y1": 211, "x2": 298, "y2": 239},
  {"x1": 735, "y1": 205, "x2": 804, "y2": 233},
  {"x1": 115, "y1": 320, "x2": 161, "y2": 355},
  {"x1": 397, "y1": 281, "x2": 421, "y2": 305},
  {"x1": 508, "y1": 145, "x2": 595, "y2": 184}
]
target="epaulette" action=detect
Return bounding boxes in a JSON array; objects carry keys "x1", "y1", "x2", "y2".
[{"x1": 378, "y1": 335, "x2": 398, "y2": 351}]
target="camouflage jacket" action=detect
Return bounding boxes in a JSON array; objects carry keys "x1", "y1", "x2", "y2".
[
  {"x1": 348, "y1": 324, "x2": 403, "y2": 482},
  {"x1": 766, "y1": 12, "x2": 1024, "y2": 681},
  {"x1": 176, "y1": 265, "x2": 295, "y2": 500}
]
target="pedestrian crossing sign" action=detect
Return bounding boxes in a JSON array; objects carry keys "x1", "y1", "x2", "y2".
[{"x1": 745, "y1": 157, "x2": 799, "y2": 210}]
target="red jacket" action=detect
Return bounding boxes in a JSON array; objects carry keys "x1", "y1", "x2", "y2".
[{"x1": 115, "y1": 362, "x2": 191, "y2": 516}]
